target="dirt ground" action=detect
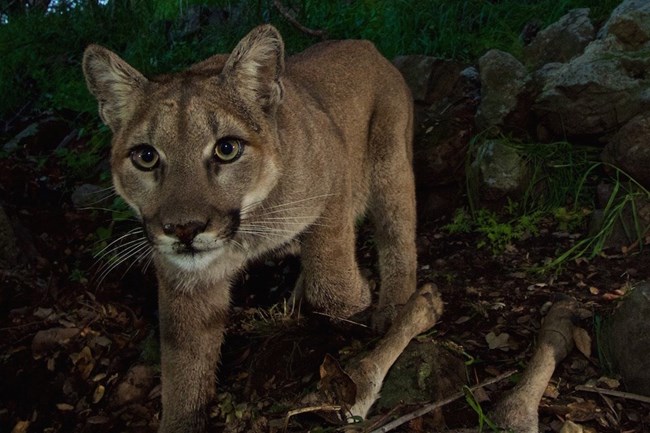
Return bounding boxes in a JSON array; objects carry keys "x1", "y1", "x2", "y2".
[{"x1": 1, "y1": 141, "x2": 650, "y2": 433}]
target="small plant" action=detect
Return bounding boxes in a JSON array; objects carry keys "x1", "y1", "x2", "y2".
[
  {"x1": 68, "y1": 265, "x2": 88, "y2": 284},
  {"x1": 464, "y1": 386, "x2": 500, "y2": 432},
  {"x1": 444, "y1": 206, "x2": 542, "y2": 255},
  {"x1": 543, "y1": 164, "x2": 650, "y2": 270}
]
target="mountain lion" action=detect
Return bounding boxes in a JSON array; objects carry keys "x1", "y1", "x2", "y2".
[{"x1": 83, "y1": 25, "x2": 416, "y2": 432}]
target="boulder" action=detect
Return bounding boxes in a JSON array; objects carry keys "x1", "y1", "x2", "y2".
[
  {"x1": 393, "y1": 55, "x2": 439, "y2": 103},
  {"x1": 602, "y1": 113, "x2": 650, "y2": 188},
  {"x1": 475, "y1": 49, "x2": 531, "y2": 133},
  {"x1": 376, "y1": 341, "x2": 466, "y2": 410},
  {"x1": 533, "y1": 34, "x2": 650, "y2": 138},
  {"x1": 472, "y1": 139, "x2": 529, "y2": 201},
  {"x1": 523, "y1": 8, "x2": 595, "y2": 69},
  {"x1": 608, "y1": 9, "x2": 650, "y2": 48},
  {"x1": 604, "y1": 282, "x2": 650, "y2": 396},
  {"x1": 598, "y1": 0, "x2": 650, "y2": 39}
]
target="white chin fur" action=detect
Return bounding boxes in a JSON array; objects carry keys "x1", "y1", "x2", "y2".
[{"x1": 163, "y1": 249, "x2": 224, "y2": 272}]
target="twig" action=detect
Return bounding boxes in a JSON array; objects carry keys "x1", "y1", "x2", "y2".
[
  {"x1": 575, "y1": 385, "x2": 650, "y2": 404},
  {"x1": 312, "y1": 311, "x2": 369, "y2": 328},
  {"x1": 367, "y1": 370, "x2": 517, "y2": 433},
  {"x1": 272, "y1": 0, "x2": 327, "y2": 38},
  {"x1": 283, "y1": 404, "x2": 342, "y2": 432}
]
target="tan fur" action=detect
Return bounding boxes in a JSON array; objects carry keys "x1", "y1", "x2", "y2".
[{"x1": 83, "y1": 25, "x2": 416, "y2": 432}]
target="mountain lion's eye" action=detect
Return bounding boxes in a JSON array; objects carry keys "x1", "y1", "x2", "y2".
[
  {"x1": 214, "y1": 138, "x2": 244, "y2": 163},
  {"x1": 130, "y1": 145, "x2": 160, "y2": 171}
]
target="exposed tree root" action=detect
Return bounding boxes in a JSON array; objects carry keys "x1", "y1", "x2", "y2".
[
  {"x1": 292, "y1": 292, "x2": 581, "y2": 433},
  {"x1": 490, "y1": 297, "x2": 578, "y2": 433}
]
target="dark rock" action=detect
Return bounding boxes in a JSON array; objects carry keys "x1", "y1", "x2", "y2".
[
  {"x1": 608, "y1": 9, "x2": 650, "y2": 48},
  {"x1": 523, "y1": 8, "x2": 595, "y2": 69},
  {"x1": 472, "y1": 139, "x2": 529, "y2": 201},
  {"x1": 377, "y1": 341, "x2": 466, "y2": 409},
  {"x1": 413, "y1": 63, "x2": 478, "y2": 185},
  {"x1": 2, "y1": 116, "x2": 70, "y2": 154},
  {"x1": 604, "y1": 282, "x2": 650, "y2": 396},
  {"x1": 476, "y1": 49, "x2": 530, "y2": 133},
  {"x1": 602, "y1": 113, "x2": 650, "y2": 188},
  {"x1": 533, "y1": 35, "x2": 650, "y2": 138},
  {"x1": 410, "y1": 62, "x2": 478, "y2": 218},
  {"x1": 0, "y1": 206, "x2": 18, "y2": 269},
  {"x1": 598, "y1": 0, "x2": 650, "y2": 39},
  {"x1": 393, "y1": 55, "x2": 439, "y2": 103}
]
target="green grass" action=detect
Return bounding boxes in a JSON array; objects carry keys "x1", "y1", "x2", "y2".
[{"x1": 0, "y1": 0, "x2": 619, "y2": 119}]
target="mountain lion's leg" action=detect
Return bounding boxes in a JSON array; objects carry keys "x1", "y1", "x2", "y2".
[
  {"x1": 369, "y1": 99, "x2": 417, "y2": 330},
  {"x1": 157, "y1": 278, "x2": 229, "y2": 433},
  {"x1": 299, "y1": 198, "x2": 371, "y2": 319}
]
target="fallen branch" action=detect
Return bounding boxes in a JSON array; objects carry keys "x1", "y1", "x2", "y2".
[
  {"x1": 367, "y1": 370, "x2": 517, "y2": 433},
  {"x1": 295, "y1": 284, "x2": 444, "y2": 426},
  {"x1": 272, "y1": 0, "x2": 327, "y2": 38},
  {"x1": 491, "y1": 298, "x2": 578, "y2": 433},
  {"x1": 575, "y1": 385, "x2": 650, "y2": 404}
]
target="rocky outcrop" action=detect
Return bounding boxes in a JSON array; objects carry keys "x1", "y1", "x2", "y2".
[
  {"x1": 397, "y1": 0, "x2": 650, "y2": 222},
  {"x1": 523, "y1": 8, "x2": 595, "y2": 68},
  {"x1": 476, "y1": 50, "x2": 530, "y2": 133},
  {"x1": 473, "y1": 139, "x2": 529, "y2": 200},
  {"x1": 602, "y1": 113, "x2": 650, "y2": 187},
  {"x1": 604, "y1": 282, "x2": 650, "y2": 396},
  {"x1": 533, "y1": 35, "x2": 650, "y2": 138}
]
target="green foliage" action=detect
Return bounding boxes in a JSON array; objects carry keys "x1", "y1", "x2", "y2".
[
  {"x1": 444, "y1": 205, "x2": 542, "y2": 255},
  {"x1": 543, "y1": 164, "x2": 650, "y2": 269},
  {"x1": 463, "y1": 386, "x2": 500, "y2": 432},
  {"x1": 0, "y1": 0, "x2": 620, "y2": 118}
]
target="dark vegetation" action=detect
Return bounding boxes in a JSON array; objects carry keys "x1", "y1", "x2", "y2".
[{"x1": 2, "y1": 1, "x2": 649, "y2": 432}]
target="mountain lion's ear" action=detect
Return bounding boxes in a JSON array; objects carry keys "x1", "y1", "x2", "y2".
[
  {"x1": 222, "y1": 25, "x2": 285, "y2": 112},
  {"x1": 82, "y1": 45, "x2": 148, "y2": 131}
]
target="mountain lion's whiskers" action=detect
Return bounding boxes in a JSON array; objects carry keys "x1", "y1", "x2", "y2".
[
  {"x1": 94, "y1": 228, "x2": 153, "y2": 286},
  {"x1": 93, "y1": 228, "x2": 146, "y2": 260}
]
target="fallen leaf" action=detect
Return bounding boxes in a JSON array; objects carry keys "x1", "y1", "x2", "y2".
[
  {"x1": 454, "y1": 316, "x2": 471, "y2": 324},
  {"x1": 11, "y1": 420, "x2": 29, "y2": 433},
  {"x1": 567, "y1": 399, "x2": 598, "y2": 422},
  {"x1": 597, "y1": 376, "x2": 620, "y2": 389},
  {"x1": 87, "y1": 415, "x2": 110, "y2": 425},
  {"x1": 318, "y1": 354, "x2": 356, "y2": 405},
  {"x1": 33, "y1": 307, "x2": 54, "y2": 319},
  {"x1": 485, "y1": 332, "x2": 510, "y2": 350},
  {"x1": 560, "y1": 420, "x2": 585, "y2": 433},
  {"x1": 56, "y1": 403, "x2": 74, "y2": 411},
  {"x1": 93, "y1": 385, "x2": 105, "y2": 403},
  {"x1": 602, "y1": 292, "x2": 623, "y2": 301},
  {"x1": 544, "y1": 383, "x2": 560, "y2": 399},
  {"x1": 589, "y1": 286, "x2": 599, "y2": 295},
  {"x1": 92, "y1": 373, "x2": 107, "y2": 382},
  {"x1": 573, "y1": 327, "x2": 592, "y2": 358}
]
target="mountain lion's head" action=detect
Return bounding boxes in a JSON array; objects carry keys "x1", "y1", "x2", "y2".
[{"x1": 83, "y1": 26, "x2": 287, "y2": 272}]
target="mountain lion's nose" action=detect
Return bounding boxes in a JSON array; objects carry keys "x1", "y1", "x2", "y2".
[{"x1": 163, "y1": 221, "x2": 207, "y2": 246}]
